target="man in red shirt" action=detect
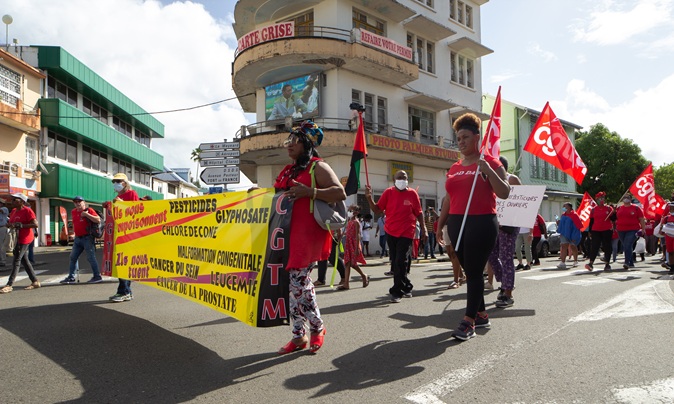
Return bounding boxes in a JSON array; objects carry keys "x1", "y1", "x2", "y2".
[
  {"x1": 0, "y1": 194, "x2": 40, "y2": 293},
  {"x1": 60, "y1": 196, "x2": 102, "y2": 284},
  {"x1": 585, "y1": 192, "x2": 615, "y2": 271},
  {"x1": 616, "y1": 195, "x2": 646, "y2": 270},
  {"x1": 365, "y1": 170, "x2": 427, "y2": 303}
]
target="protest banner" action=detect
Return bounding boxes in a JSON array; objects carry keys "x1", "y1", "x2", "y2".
[
  {"x1": 103, "y1": 189, "x2": 292, "y2": 327},
  {"x1": 496, "y1": 185, "x2": 546, "y2": 228}
]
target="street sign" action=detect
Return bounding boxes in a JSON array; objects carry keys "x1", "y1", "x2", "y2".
[
  {"x1": 200, "y1": 167, "x2": 241, "y2": 184},
  {"x1": 199, "y1": 142, "x2": 240, "y2": 150},
  {"x1": 208, "y1": 187, "x2": 224, "y2": 194},
  {"x1": 199, "y1": 150, "x2": 240, "y2": 159},
  {"x1": 199, "y1": 158, "x2": 240, "y2": 167}
]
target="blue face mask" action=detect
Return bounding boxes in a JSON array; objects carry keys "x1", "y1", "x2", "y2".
[{"x1": 561, "y1": 207, "x2": 567, "y2": 213}]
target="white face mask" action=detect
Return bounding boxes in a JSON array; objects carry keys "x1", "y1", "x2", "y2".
[
  {"x1": 347, "y1": 211, "x2": 354, "y2": 218},
  {"x1": 395, "y1": 179, "x2": 408, "y2": 190},
  {"x1": 113, "y1": 183, "x2": 124, "y2": 193}
]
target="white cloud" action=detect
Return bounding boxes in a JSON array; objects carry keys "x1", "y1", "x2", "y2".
[
  {"x1": 572, "y1": 0, "x2": 674, "y2": 45},
  {"x1": 489, "y1": 71, "x2": 525, "y2": 84},
  {"x1": 7, "y1": 0, "x2": 249, "y2": 181},
  {"x1": 527, "y1": 43, "x2": 558, "y2": 62},
  {"x1": 558, "y1": 76, "x2": 674, "y2": 166}
]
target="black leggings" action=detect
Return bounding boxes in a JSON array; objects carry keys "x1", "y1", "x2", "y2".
[
  {"x1": 589, "y1": 230, "x2": 612, "y2": 264},
  {"x1": 447, "y1": 214, "x2": 498, "y2": 319}
]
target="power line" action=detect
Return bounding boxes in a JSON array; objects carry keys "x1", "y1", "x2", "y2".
[{"x1": 0, "y1": 92, "x2": 254, "y2": 120}]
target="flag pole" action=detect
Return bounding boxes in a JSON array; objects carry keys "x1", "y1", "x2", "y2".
[
  {"x1": 358, "y1": 110, "x2": 370, "y2": 188},
  {"x1": 454, "y1": 153, "x2": 483, "y2": 251}
]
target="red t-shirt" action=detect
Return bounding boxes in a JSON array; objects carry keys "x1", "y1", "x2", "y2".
[
  {"x1": 589, "y1": 205, "x2": 614, "y2": 232},
  {"x1": 9, "y1": 206, "x2": 36, "y2": 245},
  {"x1": 445, "y1": 155, "x2": 502, "y2": 215},
  {"x1": 644, "y1": 220, "x2": 655, "y2": 236},
  {"x1": 616, "y1": 204, "x2": 644, "y2": 231},
  {"x1": 376, "y1": 187, "x2": 422, "y2": 239},
  {"x1": 118, "y1": 189, "x2": 140, "y2": 202},
  {"x1": 72, "y1": 207, "x2": 98, "y2": 237},
  {"x1": 532, "y1": 214, "x2": 545, "y2": 237}
]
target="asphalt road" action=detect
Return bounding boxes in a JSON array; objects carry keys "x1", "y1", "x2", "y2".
[{"x1": 1, "y1": 250, "x2": 673, "y2": 404}]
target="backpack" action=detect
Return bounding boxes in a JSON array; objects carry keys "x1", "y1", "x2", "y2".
[{"x1": 87, "y1": 209, "x2": 105, "y2": 239}]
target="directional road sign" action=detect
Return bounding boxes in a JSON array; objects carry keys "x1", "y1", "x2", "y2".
[
  {"x1": 199, "y1": 142, "x2": 240, "y2": 150},
  {"x1": 200, "y1": 167, "x2": 241, "y2": 184},
  {"x1": 199, "y1": 150, "x2": 240, "y2": 159},
  {"x1": 199, "y1": 158, "x2": 240, "y2": 167}
]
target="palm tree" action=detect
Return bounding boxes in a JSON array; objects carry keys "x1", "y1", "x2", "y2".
[{"x1": 190, "y1": 148, "x2": 202, "y2": 187}]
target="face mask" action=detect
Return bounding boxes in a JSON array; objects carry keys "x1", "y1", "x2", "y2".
[
  {"x1": 347, "y1": 211, "x2": 354, "y2": 218},
  {"x1": 113, "y1": 183, "x2": 124, "y2": 193},
  {"x1": 395, "y1": 180, "x2": 408, "y2": 190},
  {"x1": 623, "y1": 199, "x2": 631, "y2": 204},
  {"x1": 561, "y1": 207, "x2": 567, "y2": 213}
]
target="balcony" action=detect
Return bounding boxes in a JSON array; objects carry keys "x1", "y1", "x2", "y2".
[
  {"x1": 232, "y1": 26, "x2": 418, "y2": 112},
  {"x1": 39, "y1": 98, "x2": 164, "y2": 172},
  {"x1": 0, "y1": 99, "x2": 40, "y2": 132},
  {"x1": 233, "y1": 117, "x2": 459, "y2": 183}
]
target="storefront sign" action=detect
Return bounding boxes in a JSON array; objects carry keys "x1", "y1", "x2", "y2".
[
  {"x1": 358, "y1": 29, "x2": 413, "y2": 61},
  {"x1": 389, "y1": 161, "x2": 414, "y2": 182},
  {"x1": 370, "y1": 134, "x2": 460, "y2": 161},
  {"x1": 237, "y1": 21, "x2": 295, "y2": 53},
  {"x1": 0, "y1": 174, "x2": 8, "y2": 193}
]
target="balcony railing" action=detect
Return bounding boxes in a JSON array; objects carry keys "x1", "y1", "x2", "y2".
[{"x1": 234, "y1": 116, "x2": 456, "y2": 148}]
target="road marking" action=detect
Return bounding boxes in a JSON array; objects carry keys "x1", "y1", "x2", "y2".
[
  {"x1": 562, "y1": 275, "x2": 642, "y2": 286},
  {"x1": 403, "y1": 341, "x2": 526, "y2": 403},
  {"x1": 0, "y1": 270, "x2": 47, "y2": 284},
  {"x1": 569, "y1": 280, "x2": 674, "y2": 322},
  {"x1": 612, "y1": 377, "x2": 674, "y2": 403},
  {"x1": 520, "y1": 269, "x2": 587, "y2": 280}
]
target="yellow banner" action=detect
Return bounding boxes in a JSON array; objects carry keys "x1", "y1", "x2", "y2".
[{"x1": 108, "y1": 189, "x2": 291, "y2": 327}]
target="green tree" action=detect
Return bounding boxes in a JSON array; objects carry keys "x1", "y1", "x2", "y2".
[
  {"x1": 575, "y1": 123, "x2": 648, "y2": 202},
  {"x1": 655, "y1": 162, "x2": 674, "y2": 199},
  {"x1": 190, "y1": 148, "x2": 202, "y2": 188}
]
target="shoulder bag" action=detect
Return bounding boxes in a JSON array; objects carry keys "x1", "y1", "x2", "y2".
[{"x1": 309, "y1": 161, "x2": 347, "y2": 231}]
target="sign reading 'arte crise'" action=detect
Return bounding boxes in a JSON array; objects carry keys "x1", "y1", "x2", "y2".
[{"x1": 104, "y1": 190, "x2": 293, "y2": 327}]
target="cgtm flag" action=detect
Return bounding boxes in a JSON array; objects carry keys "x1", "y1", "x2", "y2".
[
  {"x1": 481, "y1": 86, "x2": 501, "y2": 156},
  {"x1": 345, "y1": 110, "x2": 368, "y2": 196},
  {"x1": 523, "y1": 102, "x2": 587, "y2": 184},
  {"x1": 576, "y1": 192, "x2": 597, "y2": 231},
  {"x1": 628, "y1": 163, "x2": 667, "y2": 219}
]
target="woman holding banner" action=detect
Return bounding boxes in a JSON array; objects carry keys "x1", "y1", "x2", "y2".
[
  {"x1": 109, "y1": 173, "x2": 139, "y2": 303},
  {"x1": 436, "y1": 113, "x2": 510, "y2": 341},
  {"x1": 274, "y1": 121, "x2": 346, "y2": 355}
]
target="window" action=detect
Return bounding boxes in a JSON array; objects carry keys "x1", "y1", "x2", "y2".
[
  {"x1": 450, "y1": 0, "x2": 474, "y2": 29},
  {"x1": 47, "y1": 131, "x2": 77, "y2": 164},
  {"x1": 414, "y1": 0, "x2": 433, "y2": 7},
  {"x1": 450, "y1": 51, "x2": 475, "y2": 89},
  {"x1": 112, "y1": 116, "x2": 133, "y2": 138},
  {"x1": 168, "y1": 184, "x2": 177, "y2": 195},
  {"x1": 82, "y1": 145, "x2": 109, "y2": 174},
  {"x1": 52, "y1": 79, "x2": 77, "y2": 107},
  {"x1": 353, "y1": 8, "x2": 385, "y2": 36},
  {"x1": 83, "y1": 97, "x2": 109, "y2": 124},
  {"x1": 112, "y1": 157, "x2": 132, "y2": 179},
  {"x1": 409, "y1": 106, "x2": 435, "y2": 140},
  {"x1": 407, "y1": 33, "x2": 435, "y2": 73},
  {"x1": 352, "y1": 90, "x2": 387, "y2": 133},
  {"x1": 134, "y1": 129, "x2": 151, "y2": 147},
  {"x1": 0, "y1": 64, "x2": 21, "y2": 107},
  {"x1": 364, "y1": 93, "x2": 374, "y2": 132},
  {"x1": 25, "y1": 137, "x2": 37, "y2": 170},
  {"x1": 377, "y1": 97, "x2": 387, "y2": 131},
  {"x1": 157, "y1": 184, "x2": 163, "y2": 194},
  {"x1": 134, "y1": 166, "x2": 152, "y2": 188},
  {"x1": 289, "y1": 10, "x2": 313, "y2": 36}
]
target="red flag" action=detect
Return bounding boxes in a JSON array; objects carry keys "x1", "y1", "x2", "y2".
[
  {"x1": 628, "y1": 163, "x2": 667, "y2": 219},
  {"x1": 345, "y1": 111, "x2": 368, "y2": 196},
  {"x1": 481, "y1": 86, "x2": 501, "y2": 156},
  {"x1": 523, "y1": 102, "x2": 587, "y2": 184},
  {"x1": 576, "y1": 192, "x2": 597, "y2": 231}
]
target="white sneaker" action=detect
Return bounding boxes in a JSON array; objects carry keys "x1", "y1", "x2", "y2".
[
  {"x1": 484, "y1": 282, "x2": 494, "y2": 290},
  {"x1": 572, "y1": 261, "x2": 579, "y2": 267},
  {"x1": 557, "y1": 262, "x2": 567, "y2": 270}
]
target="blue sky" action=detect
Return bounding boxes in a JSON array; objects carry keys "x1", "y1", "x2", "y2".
[{"x1": 4, "y1": 0, "x2": 673, "y2": 185}]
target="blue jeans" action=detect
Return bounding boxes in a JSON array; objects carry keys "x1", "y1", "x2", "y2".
[
  {"x1": 618, "y1": 230, "x2": 637, "y2": 266},
  {"x1": 69, "y1": 235, "x2": 100, "y2": 278},
  {"x1": 117, "y1": 279, "x2": 132, "y2": 295},
  {"x1": 378, "y1": 233, "x2": 387, "y2": 257}
]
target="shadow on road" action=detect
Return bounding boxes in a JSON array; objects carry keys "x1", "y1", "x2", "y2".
[{"x1": 0, "y1": 302, "x2": 297, "y2": 403}]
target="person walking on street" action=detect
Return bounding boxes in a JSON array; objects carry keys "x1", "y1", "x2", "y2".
[
  {"x1": 60, "y1": 196, "x2": 103, "y2": 284},
  {"x1": 0, "y1": 194, "x2": 40, "y2": 293},
  {"x1": 109, "y1": 173, "x2": 139, "y2": 302},
  {"x1": 615, "y1": 195, "x2": 646, "y2": 270},
  {"x1": 585, "y1": 192, "x2": 615, "y2": 272},
  {"x1": 436, "y1": 113, "x2": 510, "y2": 341},
  {"x1": 365, "y1": 170, "x2": 426, "y2": 303},
  {"x1": 274, "y1": 121, "x2": 345, "y2": 355},
  {"x1": 557, "y1": 202, "x2": 582, "y2": 269},
  {"x1": 337, "y1": 205, "x2": 369, "y2": 290},
  {"x1": 375, "y1": 215, "x2": 388, "y2": 258},
  {"x1": 424, "y1": 207, "x2": 438, "y2": 259},
  {"x1": 531, "y1": 213, "x2": 546, "y2": 266},
  {"x1": 0, "y1": 199, "x2": 9, "y2": 268}
]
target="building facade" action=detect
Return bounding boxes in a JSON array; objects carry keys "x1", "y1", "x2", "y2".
[
  {"x1": 6, "y1": 46, "x2": 165, "y2": 245},
  {"x1": 232, "y1": 0, "x2": 492, "y2": 221},
  {"x1": 153, "y1": 167, "x2": 200, "y2": 199},
  {"x1": 0, "y1": 48, "x2": 44, "y2": 230},
  {"x1": 482, "y1": 94, "x2": 583, "y2": 221}
]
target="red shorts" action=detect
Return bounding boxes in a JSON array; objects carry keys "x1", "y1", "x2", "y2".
[{"x1": 666, "y1": 235, "x2": 674, "y2": 253}]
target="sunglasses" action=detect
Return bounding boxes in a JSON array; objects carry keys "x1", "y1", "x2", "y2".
[{"x1": 112, "y1": 180, "x2": 123, "y2": 184}]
